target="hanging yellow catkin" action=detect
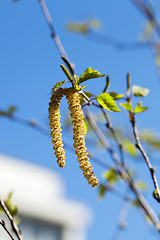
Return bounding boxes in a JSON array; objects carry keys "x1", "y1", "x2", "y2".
[
  {"x1": 48, "y1": 88, "x2": 66, "y2": 168},
  {"x1": 64, "y1": 87, "x2": 98, "y2": 187}
]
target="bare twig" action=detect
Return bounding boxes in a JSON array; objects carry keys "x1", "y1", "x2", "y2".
[
  {"x1": 130, "y1": 113, "x2": 160, "y2": 202},
  {"x1": 38, "y1": 0, "x2": 68, "y2": 59},
  {"x1": 0, "y1": 219, "x2": 16, "y2": 240},
  {"x1": 0, "y1": 199, "x2": 22, "y2": 240},
  {"x1": 111, "y1": 202, "x2": 129, "y2": 240},
  {"x1": 83, "y1": 106, "x2": 160, "y2": 229}
]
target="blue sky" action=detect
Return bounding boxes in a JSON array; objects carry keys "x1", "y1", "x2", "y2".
[{"x1": 1, "y1": 0, "x2": 160, "y2": 240}]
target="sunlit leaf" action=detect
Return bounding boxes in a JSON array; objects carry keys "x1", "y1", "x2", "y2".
[
  {"x1": 109, "y1": 92, "x2": 124, "y2": 100},
  {"x1": 120, "y1": 102, "x2": 132, "y2": 112},
  {"x1": 142, "y1": 20, "x2": 155, "y2": 40},
  {"x1": 8, "y1": 106, "x2": 16, "y2": 113},
  {"x1": 96, "y1": 93, "x2": 121, "y2": 112},
  {"x1": 0, "y1": 192, "x2": 18, "y2": 217},
  {"x1": 135, "y1": 181, "x2": 147, "y2": 191},
  {"x1": 77, "y1": 67, "x2": 105, "y2": 85},
  {"x1": 132, "y1": 85, "x2": 149, "y2": 97},
  {"x1": 134, "y1": 102, "x2": 148, "y2": 114},
  {"x1": 140, "y1": 129, "x2": 160, "y2": 149},
  {"x1": 67, "y1": 22, "x2": 89, "y2": 34},
  {"x1": 103, "y1": 168, "x2": 118, "y2": 183},
  {"x1": 88, "y1": 18, "x2": 101, "y2": 30},
  {"x1": 122, "y1": 139, "x2": 138, "y2": 157},
  {"x1": 98, "y1": 184, "x2": 107, "y2": 199},
  {"x1": 51, "y1": 81, "x2": 67, "y2": 93}
]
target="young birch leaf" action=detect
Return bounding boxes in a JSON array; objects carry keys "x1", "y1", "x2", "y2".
[
  {"x1": 132, "y1": 85, "x2": 149, "y2": 97},
  {"x1": 51, "y1": 81, "x2": 67, "y2": 93},
  {"x1": 96, "y1": 93, "x2": 121, "y2": 112},
  {"x1": 109, "y1": 92, "x2": 124, "y2": 100},
  {"x1": 120, "y1": 102, "x2": 132, "y2": 112},
  {"x1": 77, "y1": 67, "x2": 105, "y2": 85},
  {"x1": 98, "y1": 184, "x2": 107, "y2": 199},
  {"x1": 134, "y1": 102, "x2": 148, "y2": 114}
]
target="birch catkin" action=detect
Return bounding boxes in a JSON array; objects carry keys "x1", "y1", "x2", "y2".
[
  {"x1": 49, "y1": 87, "x2": 98, "y2": 187},
  {"x1": 48, "y1": 88, "x2": 66, "y2": 168},
  {"x1": 64, "y1": 87, "x2": 98, "y2": 187}
]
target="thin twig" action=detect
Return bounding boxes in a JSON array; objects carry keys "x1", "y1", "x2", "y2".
[
  {"x1": 83, "y1": 106, "x2": 160, "y2": 229},
  {"x1": 111, "y1": 202, "x2": 129, "y2": 240},
  {"x1": 0, "y1": 219, "x2": 16, "y2": 240},
  {"x1": 0, "y1": 199, "x2": 22, "y2": 240},
  {"x1": 130, "y1": 113, "x2": 160, "y2": 202},
  {"x1": 38, "y1": 0, "x2": 68, "y2": 59}
]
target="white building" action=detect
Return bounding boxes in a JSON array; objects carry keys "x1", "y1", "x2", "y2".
[{"x1": 0, "y1": 154, "x2": 92, "y2": 240}]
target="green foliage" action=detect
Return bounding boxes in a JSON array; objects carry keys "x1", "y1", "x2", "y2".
[
  {"x1": 140, "y1": 129, "x2": 160, "y2": 149},
  {"x1": 98, "y1": 184, "x2": 107, "y2": 199},
  {"x1": 77, "y1": 67, "x2": 105, "y2": 85},
  {"x1": 134, "y1": 102, "x2": 148, "y2": 114},
  {"x1": 108, "y1": 92, "x2": 124, "y2": 100},
  {"x1": 132, "y1": 200, "x2": 140, "y2": 207},
  {"x1": 132, "y1": 85, "x2": 149, "y2": 97},
  {"x1": 103, "y1": 168, "x2": 118, "y2": 183},
  {"x1": 51, "y1": 80, "x2": 67, "y2": 93},
  {"x1": 67, "y1": 22, "x2": 89, "y2": 34},
  {"x1": 0, "y1": 106, "x2": 17, "y2": 117},
  {"x1": 135, "y1": 181, "x2": 148, "y2": 191},
  {"x1": 60, "y1": 64, "x2": 73, "y2": 83},
  {"x1": 122, "y1": 139, "x2": 138, "y2": 157},
  {"x1": 141, "y1": 20, "x2": 156, "y2": 40},
  {"x1": 152, "y1": 188, "x2": 159, "y2": 201},
  {"x1": 96, "y1": 93, "x2": 121, "y2": 112},
  {"x1": 67, "y1": 18, "x2": 101, "y2": 35},
  {"x1": 0, "y1": 192, "x2": 18, "y2": 217},
  {"x1": 120, "y1": 102, "x2": 132, "y2": 112}
]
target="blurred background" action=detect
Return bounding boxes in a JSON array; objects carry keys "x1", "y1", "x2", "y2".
[{"x1": 1, "y1": 0, "x2": 160, "y2": 240}]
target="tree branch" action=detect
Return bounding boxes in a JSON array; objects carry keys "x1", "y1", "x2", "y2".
[
  {"x1": 0, "y1": 199, "x2": 22, "y2": 240},
  {"x1": 0, "y1": 219, "x2": 16, "y2": 240},
  {"x1": 130, "y1": 113, "x2": 160, "y2": 202},
  {"x1": 83, "y1": 106, "x2": 160, "y2": 229},
  {"x1": 38, "y1": 0, "x2": 68, "y2": 59}
]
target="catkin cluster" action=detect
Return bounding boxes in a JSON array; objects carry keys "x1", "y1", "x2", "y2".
[
  {"x1": 48, "y1": 87, "x2": 98, "y2": 187},
  {"x1": 48, "y1": 88, "x2": 66, "y2": 168},
  {"x1": 64, "y1": 87, "x2": 98, "y2": 187}
]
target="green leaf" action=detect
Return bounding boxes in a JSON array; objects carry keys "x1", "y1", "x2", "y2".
[
  {"x1": 3, "y1": 192, "x2": 18, "y2": 217},
  {"x1": 67, "y1": 22, "x2": 89, "y2": 34},
  {"x1": 103, "y1": 168, "x2": 118, "y2": 183},
  {"x1": 77, "y1": 67, "x2": 105, "y2": 85},
  {"x1": 120, "y1": 102, "x2": 132, "y2": 112},
  {"x1": 51, "y1": 81, "x2": 67, "y2": 93},
  {"x1": 140, "y1": 130, "x2": 160, "y2": 149},
  {"x1": 109, "y1": 92, "x2": 124, "y2": 100},
  {"x1": 122, "y1": 139, "x2": 138, "y2": 157},
  {"x1": 8, "y1": 106, "x2": 16, "y2": 114},
  {"x1": 96, "y1": 93, "x2": 121, "y2": 112},
  {"x1": 132, "y1": 85, "x2": 149, "y2": 97},
  {"x1": 134, "y1": 102, "x2": 148, "y2": 114},
  {"x1": 98, "y1": 184, "x2": 107, "y2": 199},
  {"x1": 132, "y1": 200, "x2": 140, "y2": 207},
  {"x1": 135, "y1": 181, "x2": 147, "y2": 191}
]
